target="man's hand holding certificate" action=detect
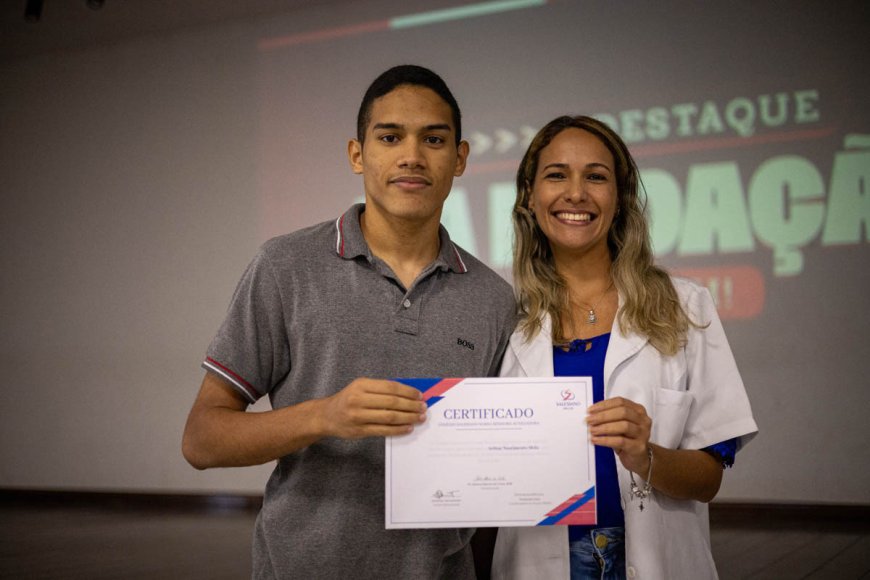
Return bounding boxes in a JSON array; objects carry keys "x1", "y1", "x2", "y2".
[{"x1": 385, "y1": 377, "x2": 596, "y2": 529}]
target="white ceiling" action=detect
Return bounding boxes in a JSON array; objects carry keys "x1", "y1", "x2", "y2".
[{"x1": 0, "y1": 0, "x2": 327, "y2": 62}]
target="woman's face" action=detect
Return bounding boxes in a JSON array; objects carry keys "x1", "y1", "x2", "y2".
[{"x1": 528, "y1": 128, "x2": 618, "y2": 261}]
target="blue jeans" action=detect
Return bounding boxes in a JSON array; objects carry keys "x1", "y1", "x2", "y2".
[{"x1": 569, "y1": 527, "x2": 626, "y2": 580}]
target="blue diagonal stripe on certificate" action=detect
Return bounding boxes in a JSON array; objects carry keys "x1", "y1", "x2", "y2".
[
  {"x1": 423, "y1": 396, "x2": 444, "y2": 408},
  {"x1": 395, "y1": 378, "x2": 441, "y2": 407},
  {"x1": 394, "y1": 378, "x2": 462, "y2": 407},
  {"x1": 395, "y1": 378, "x2": 441, "y2": 391},
  {"x1": 536, "y1": 486, "x2": 596, "y2": 525}
]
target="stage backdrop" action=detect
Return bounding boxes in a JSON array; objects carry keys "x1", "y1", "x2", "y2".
[{"x1": 1, "y1": 0, "x2": 868, "y2": 503}]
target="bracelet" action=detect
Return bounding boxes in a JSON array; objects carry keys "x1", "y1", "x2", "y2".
[{"x1": 629, "y1": 446, "x2": 654, "y2": 511}]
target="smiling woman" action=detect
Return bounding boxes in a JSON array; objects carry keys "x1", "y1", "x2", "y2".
[
  {"x1": 527, "y1": 128, "x2": 618, "y2": 268},
  {"x1": 493, "y1": 115, "x2": 758, "y2": 580}
]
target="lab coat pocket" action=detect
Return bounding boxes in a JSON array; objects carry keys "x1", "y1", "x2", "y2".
[{"x1": 652, "y1": 387, "x2": 693, "y2": 449}]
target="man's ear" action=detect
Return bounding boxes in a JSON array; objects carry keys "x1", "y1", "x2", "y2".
[
  {"x1": 454, "y1": 140, "x2": 470, "y2": 176},
  {"x1": 348, "y1": 139, "x2": 363, "y2": 174}
]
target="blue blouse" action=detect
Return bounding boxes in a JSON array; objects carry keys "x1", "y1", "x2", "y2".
[{"x1": 553, "y1": 333, "x2": 738, "y2": 541}]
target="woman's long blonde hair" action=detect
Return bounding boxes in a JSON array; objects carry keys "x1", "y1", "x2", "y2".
[{"x1": 513, "y1": 115, "x2": 693, "y2": 356}]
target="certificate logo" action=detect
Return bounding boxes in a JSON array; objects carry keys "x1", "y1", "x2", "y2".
[
  {"x1": 431, "y1": 489, "x2": 462, "y2": 507},
  {"x1": 557, "y1": 388, "x2": 582, "y2": 408}
]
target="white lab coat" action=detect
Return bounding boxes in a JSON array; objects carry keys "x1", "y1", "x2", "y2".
[{"x1": 492, "y1": 277, "x2": 758, "y2": 580}]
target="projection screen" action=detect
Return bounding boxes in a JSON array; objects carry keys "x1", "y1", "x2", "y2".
[{"x1": 252, "y1": 0, "x2": 870, "y2": 502}]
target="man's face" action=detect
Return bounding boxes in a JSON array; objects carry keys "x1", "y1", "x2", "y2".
[{"x1": 348, "y1": 85, "x2": 469, "y2": 226}]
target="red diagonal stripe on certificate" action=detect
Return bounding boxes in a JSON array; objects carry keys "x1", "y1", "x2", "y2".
[
  {"x1": 555, "y1": 498, "x2": 596, "y2": 525},
  {"x1": 538, "y1": 487, "x2": 596, "y2": 526},
  {"x1": 421, "y1": 378, "x2": 464, "y2": 401},
  {"x1": 545, "y1": 493, "x2": 588, "y2": 517}
]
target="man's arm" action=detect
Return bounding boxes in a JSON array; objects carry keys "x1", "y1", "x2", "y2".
[{"x1": 181, "y1": 372, "x2": 428, "y2": 470}]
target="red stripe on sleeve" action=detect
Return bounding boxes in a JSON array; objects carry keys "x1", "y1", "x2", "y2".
[{"x1": 205, "y1": 357, "x2": 259, "y2": 400}]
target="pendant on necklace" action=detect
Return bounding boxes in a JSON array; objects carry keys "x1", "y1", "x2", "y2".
[{"x1": 587, "y1": 309, "x2": 597, "y2": 324}]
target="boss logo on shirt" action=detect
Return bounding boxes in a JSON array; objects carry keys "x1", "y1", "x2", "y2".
[{"x1": 457, "y1": 338, "x2": 475, "y2": 351}]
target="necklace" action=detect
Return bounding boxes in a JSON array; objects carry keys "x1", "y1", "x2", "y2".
[{"x1": 576, "y1": 281, "x2": 614, "y2": 325}]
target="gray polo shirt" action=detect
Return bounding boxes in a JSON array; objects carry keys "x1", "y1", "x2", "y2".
[{"x1": 204, "y1": 204, "x2": 516, "y2": 579}]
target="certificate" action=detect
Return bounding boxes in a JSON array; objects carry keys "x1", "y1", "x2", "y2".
[{"x1": 385, "y1": 377, "x2": 595, "y2": 529}]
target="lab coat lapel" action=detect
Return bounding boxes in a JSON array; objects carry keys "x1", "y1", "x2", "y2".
[
  {"x1": 510, "y1": 314, "x2": 555, "y2": 377},
  {"x1": 511, "y1": 299, "x2": 648, "y2": 386},
  {"x1": 603, "y1": 293, "x2": 648, "y2": 396}
]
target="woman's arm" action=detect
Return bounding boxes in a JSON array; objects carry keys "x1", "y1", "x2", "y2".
[{"x1": 586, "y1": 397, "x2": 723, "y2": 502}]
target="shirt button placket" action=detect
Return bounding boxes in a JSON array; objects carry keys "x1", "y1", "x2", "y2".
[{"x1": 394, "y1": 293, "x2": 420, "y2": 335}]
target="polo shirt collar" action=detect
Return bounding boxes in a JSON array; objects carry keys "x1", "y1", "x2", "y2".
[{"x1": 334, "y1": 203, "x2": 468, "y2": 274}]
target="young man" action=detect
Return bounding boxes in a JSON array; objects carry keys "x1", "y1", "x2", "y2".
[{"x1": 182, "y1": 65, "x2": 516, "y2": 579}]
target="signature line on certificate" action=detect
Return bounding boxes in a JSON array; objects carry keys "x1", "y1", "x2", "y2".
[{"x1": 456, "y1": 427, "x2": 524, "y2": 431}]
